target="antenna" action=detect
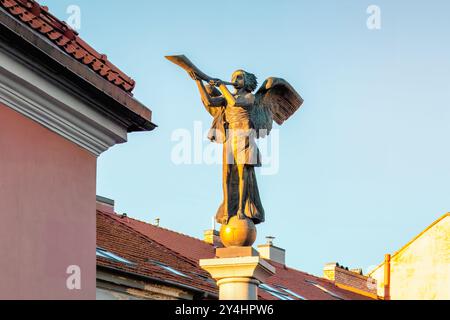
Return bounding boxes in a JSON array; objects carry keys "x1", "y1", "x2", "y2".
[{"x1": 212, "y1": 217, "x2": 216, "y2": 231}]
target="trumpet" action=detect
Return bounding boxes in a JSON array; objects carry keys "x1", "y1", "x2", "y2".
[{"x1": 166, "y1": 55, "x2": 236, "y2": 86}]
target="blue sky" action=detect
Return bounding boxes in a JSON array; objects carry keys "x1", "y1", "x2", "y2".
[{"x1": 42, "y1": 0, "x2": 450, "y2": 276}]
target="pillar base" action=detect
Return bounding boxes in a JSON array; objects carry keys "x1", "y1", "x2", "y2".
[{"x1": 200, "y1": 247, "x2": 276, "y2": 300}]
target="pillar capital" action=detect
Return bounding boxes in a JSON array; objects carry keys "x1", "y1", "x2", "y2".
[{"x1": 200, "y1": 248, "x2": 276, "y2": 300}]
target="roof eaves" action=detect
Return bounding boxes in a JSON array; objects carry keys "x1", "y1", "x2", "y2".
[
  {"x1": 0, "y1": 4, "x2": 157, "y2": 132},
  {"x1": 97, "y1": 264, "x2": 218, "y2": 299},
  {"x1": 0, "y1": 0, "x2": 135, "y2": 93}
]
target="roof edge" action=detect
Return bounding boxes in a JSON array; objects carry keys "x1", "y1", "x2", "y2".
[
  {"x1": 0, "y1": 0, "x2": 135, "y2": 93},
  {"x1": 0, "y1": 8, "x2": 156, "y2": 132},
  {"x1": 97, "y1": 265, "x2": 218, "y2": 299},
  {"x1": 369, "y1": 212, "x2": 449, "y2": 275}
]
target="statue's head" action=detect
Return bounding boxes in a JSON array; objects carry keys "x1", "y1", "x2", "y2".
[{"x1": 232, "y1": 70, "x2": 258, "y2": 92}]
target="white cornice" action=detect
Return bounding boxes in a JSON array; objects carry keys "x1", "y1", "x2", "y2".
[{"x1": 0, "y1": 46, "x2": 128, "y2": 156}]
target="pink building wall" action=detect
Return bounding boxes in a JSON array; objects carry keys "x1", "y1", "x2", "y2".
[{"x1": 0, "y1": 104, "x2": 96, "y2": 299}]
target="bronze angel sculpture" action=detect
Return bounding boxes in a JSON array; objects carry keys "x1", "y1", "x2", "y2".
[{"x1": 166, "y1": 55, "x2": 303, "y2": 228}]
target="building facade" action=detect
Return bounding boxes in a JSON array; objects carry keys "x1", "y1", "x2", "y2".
[
  {"x1": 0, "y1": 0, "x2": 155, "y2": 299},
  {"x1": 369, "y1": 213, "x2": 449, "y2": 300}
]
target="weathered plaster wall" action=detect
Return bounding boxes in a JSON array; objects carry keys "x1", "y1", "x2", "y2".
[
  {"x1": 0, "y1": 104, "x2": 96, "y2": 299},
  {"x1": 370, "y1": 214, "x2": 450, "y2": 300}
]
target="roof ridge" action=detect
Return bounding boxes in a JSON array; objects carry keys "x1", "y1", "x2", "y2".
[
  {"x1": 369, "y1": 212, "x2": 449, "y2": 275},
  {"x1": 97, "y1": 210, "x2": 202, "y2": 270},
  {"x1": 112, "y1": 210, "x2": 215, "y2": 247}
]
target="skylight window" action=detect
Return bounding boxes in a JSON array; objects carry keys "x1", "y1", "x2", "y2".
[
  {"x1": 276, "y1": 285, "x2": 307, "y2": 300},
  {"x1": 96, "y1": 248, "x2": 134, "y2": 265},
  {"x1": 259, "y1": 284, "x2": 294, "y2": 300},
  {"x1": 305, "y1": 279, "x2": 344, "y2": 300},
  {"x1": 148, "y1": 260, "x2": 190, "y2": 278}
]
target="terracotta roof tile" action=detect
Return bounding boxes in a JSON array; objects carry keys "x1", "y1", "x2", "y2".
[
  {"x1": 105, "y1": 213, "x2": 216, "y2": 263},
  {"x1": 97, "y1": 211, "x2": 218, "y2": 296},
  {"x1": 263, "y1": 261, "x2": 373, "y2": 300},
  {"x1": 0, "y1": 0, "x2": 135, "y2": 94}
]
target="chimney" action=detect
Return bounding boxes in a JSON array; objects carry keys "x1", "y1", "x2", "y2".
[
  {"x1": 323, "y1": 262, "x2": 338, "y2": 281},
  {"x1": 154, "y1": 218, "x2": 160, "y2": 227},
  {"x1": 204, "y1": 217, "x2": 222, "y2": 247},
  {"x1": 204, "y1": 229, "x2": 222, "y2": 247},
  {"x1": 96, "y1": 195, "x2": 115, "y2": 213},
  {"x1": 257, "y1": 236, "x2": 286, "y2": 265},
  {"x1": 323, "y1": 263, "x2": 378, "y2": 298}
]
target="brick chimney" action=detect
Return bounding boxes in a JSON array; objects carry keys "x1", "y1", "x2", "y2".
[
  {"x1": 257, "y1": 236, "x2": 286, "y2": 265},
  {"x1": 323, "y1": 263, "x2": 378, "y2": 299}
]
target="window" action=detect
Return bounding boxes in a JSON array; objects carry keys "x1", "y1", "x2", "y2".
[
  {"x1": 259, "y1": 284, "x2": 294, "y2": 300},
  {"x1": 148, "y1": 260, "x2": 190, "y2": 278},
  {"x1": 96, "y1": 248, "x2": 134, "y2": 265}
]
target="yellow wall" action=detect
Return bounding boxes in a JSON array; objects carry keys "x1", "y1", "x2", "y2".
[{"x1": 370, "y1": 214, "x2": 450, "y2": 300}]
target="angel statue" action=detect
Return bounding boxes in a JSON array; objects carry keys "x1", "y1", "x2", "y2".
[{"x1": 166, "y1": 55, "x2": 303, "y2": 229}]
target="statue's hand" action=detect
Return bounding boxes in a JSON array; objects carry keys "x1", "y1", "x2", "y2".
[{"x1": 209, "y1": 79, "x2": 223, "y2": 87}]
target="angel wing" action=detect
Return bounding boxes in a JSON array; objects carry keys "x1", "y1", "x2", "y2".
[{"x1": 252, "y1": 77, "x2": 304, "y2": 138}]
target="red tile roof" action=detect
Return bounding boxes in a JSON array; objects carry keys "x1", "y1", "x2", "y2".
[
  {"x1": 0, "y1": 0, "x2": 135, "y2": 93},
  {"x1": 262, "y1": 261, "x2": 373, "y2": 300},
  {"x1": 105, "y1": 211, "x2": 216, "y2": 263},
  {"x1": 96, "y1": 204, "x2": 373, "y2": 300},
  {"x1": 97, "y1": 211, "x2": 218, "y2": 297}
]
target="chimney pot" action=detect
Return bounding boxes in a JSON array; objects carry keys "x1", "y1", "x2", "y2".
[
  {"x1": 266, "y1": 236, "x2": 275, "y2": 245},
  {"x1": 350, "y1": 268, "x2": 364, "y2": 275}
]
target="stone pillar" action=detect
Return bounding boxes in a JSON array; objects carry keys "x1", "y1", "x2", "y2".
[{"x1": 200, "y1": 247, "x2": 275, "y2": 300}]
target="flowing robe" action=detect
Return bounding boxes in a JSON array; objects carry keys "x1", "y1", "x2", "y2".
[{"x1": 214, "y1": 98, "x2": 265, "y2": 225}]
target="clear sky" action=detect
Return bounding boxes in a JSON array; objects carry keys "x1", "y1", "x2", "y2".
[{"x1": 42, "y1": 0, "x2": 450, "y2": 276}]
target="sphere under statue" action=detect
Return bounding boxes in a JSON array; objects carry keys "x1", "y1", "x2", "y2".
[{"x1": 220, "y1": 216, "x2": 257, "y2": 247}]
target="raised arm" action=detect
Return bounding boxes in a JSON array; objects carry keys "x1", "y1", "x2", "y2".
[
  {"x1": 190, "y1": 72, "x2": 225, "y2": 108},
  {"x1": 217, "y1": 83, "x2": 254, "y2": 108}
]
